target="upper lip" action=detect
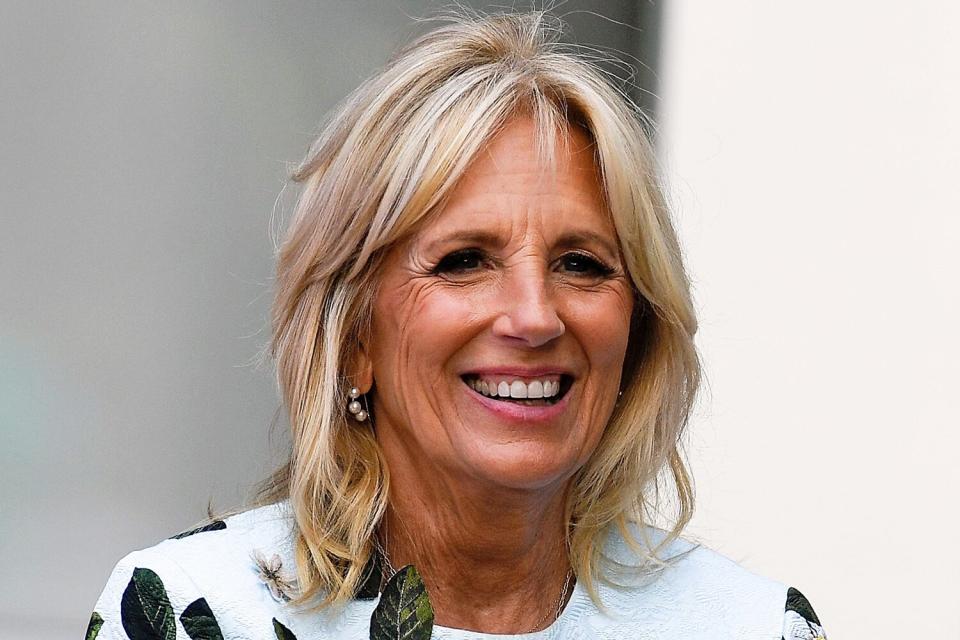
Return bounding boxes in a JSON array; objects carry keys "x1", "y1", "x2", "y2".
[{"x1": 460, "y1": 366, "x2": 575, "y2": 378}]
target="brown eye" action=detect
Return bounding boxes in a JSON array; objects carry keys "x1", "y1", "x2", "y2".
[
  {"x1": 433, "y1": 249, "x2": 485, "y2": 274},
  {"x1": 558, "y1": 252, "x2": 615, "y2": 276}
]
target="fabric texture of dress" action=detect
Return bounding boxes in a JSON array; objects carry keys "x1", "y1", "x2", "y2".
[{"x1": 86, "y1": 502, "x2": 827, "y2": 640}]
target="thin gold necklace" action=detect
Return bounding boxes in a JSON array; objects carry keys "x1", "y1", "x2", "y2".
[{"x1": 525, "y1": 568, "x2": 573, "y2": 632}]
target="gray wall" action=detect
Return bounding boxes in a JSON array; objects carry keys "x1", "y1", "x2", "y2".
[{"x1": 0, "y1": 2, "x2": 652, "y2": 637}]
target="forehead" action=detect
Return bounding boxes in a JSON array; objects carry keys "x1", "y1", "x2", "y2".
[{"x1": 414, "y1": 116, "x2": 615, "y2": 246}]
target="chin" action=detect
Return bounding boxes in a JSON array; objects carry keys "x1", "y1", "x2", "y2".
[{"x1": 462, "y1": 444, "x2": 583, "y2": 492}]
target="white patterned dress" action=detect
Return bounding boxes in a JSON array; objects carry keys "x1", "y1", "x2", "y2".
[{"x1": 87, "y1": 502, "x2": 827, "y2": 640}]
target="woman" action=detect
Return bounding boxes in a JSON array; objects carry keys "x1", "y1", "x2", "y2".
[{"x1": 89, "y1": 11, "x2": 827, "y2": 640}]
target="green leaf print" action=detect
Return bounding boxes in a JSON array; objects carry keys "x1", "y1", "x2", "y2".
[
  {"x1": 785, "y1": 587, "x2": 821, "y2": 625},
  {"x1": 180, "y1": 598, "x2": 224, "y2": 640},
  {"x1": 120, "y1": 567, "x2": 176, "y2": 640},
  {"x1": 273, "y1": 618, "x2": 298, "y2": 640},
  {"x1": 369, "y1": 565, "x2": 434, "y2": 640},
  {"x1": 85, "y1": 611, "x2": 103, "y2": 640},
  {"x1": 170, "y1": 520, "x2": 226, "y2": 540}
]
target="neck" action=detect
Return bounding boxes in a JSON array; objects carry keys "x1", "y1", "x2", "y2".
[{"x1": 379, "y1": 462, "x2": 574, "y2": 633}]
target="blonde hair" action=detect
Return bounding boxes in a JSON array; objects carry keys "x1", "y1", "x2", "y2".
[{"x1": 260, "y1": 9, "x2": 700, "y2": 610}]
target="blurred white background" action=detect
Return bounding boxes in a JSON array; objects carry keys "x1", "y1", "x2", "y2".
[
  {"x1": 661, "y1": 2, "x2": 960, "y2": 637},
  {"x1": 1, "y1": 2, "x2": 956, "y2": 639}
]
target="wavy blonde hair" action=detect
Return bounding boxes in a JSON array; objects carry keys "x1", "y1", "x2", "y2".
[{"x1": 259, "y1": 9, "x2": 700, "y2": 610}]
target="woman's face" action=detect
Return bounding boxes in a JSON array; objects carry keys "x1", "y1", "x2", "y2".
[{"x1": 365, "y1": 116, "x2": 634, "y2": 492}]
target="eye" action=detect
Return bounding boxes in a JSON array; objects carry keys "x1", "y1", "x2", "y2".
[
  {"x1": 558, "y1": 251, "x2": 616, "y2": 277},
  {"x1": 432, "y1": 248, "x2": 486, "y2": 275}
]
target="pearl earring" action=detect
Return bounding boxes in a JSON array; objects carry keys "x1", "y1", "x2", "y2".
[{"x1": 347, "y1": 387, "x2": 368, "y2": 422}]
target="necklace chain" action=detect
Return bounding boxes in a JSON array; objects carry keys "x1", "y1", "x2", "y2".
[
  {"x1": 526, "y1": 568, "x2": 573, "y2": 632},
  {"x1": 373, "y1": 529, "x2": 573, "y2": 633}
]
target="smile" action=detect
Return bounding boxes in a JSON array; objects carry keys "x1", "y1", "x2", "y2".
[{"x1": 460, "y1": 374, "x2": 574, "y2": 406}]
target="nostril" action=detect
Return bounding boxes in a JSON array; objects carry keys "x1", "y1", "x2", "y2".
[{"x1": 491, "y1": 311, "x2": 565, "y2": 348}]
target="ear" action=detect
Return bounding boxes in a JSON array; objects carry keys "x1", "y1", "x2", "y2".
[{"x1": 351, "y1": 343, "x2": 374, "y2": 395}]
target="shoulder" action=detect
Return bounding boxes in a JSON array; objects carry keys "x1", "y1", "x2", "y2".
[
  {"x1": 133, "y1": 501, "x2": 298, "y2": 604},
  {"x1": 88, "y1": 502, "x2": 305, "y2": 640},
  {"x1": 152, "y1": 501, "x2": 296, "y2": 584},
  {"x1": 575, "y1": 525, "x2": 827, "y2": 639},
  {"x1": 599, "y1": 525, "x2": 788, "y2": 609}
]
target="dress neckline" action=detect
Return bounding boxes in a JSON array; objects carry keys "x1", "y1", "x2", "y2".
[{"x1": 429, "y1": 578, "x2": 586, "y2": 639}]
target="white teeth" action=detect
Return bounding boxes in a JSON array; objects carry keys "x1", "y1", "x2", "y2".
[
  {"x1": 509, "y1": 380, "x2": 527, "y2": 398},
  {"x1": 466, "y1": 376, "x2": 564, "y2": 400}
]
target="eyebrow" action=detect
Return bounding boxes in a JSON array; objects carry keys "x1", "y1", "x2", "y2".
[
  {"x1": 553, "y1": 230, "x2": 621, "y2": 260},
  {"x1": 422, "y1": 230, "x2": 506, "y2": 254},
  {"x1": 421, "y1": 228, "x2": 621, "y2": 261}
]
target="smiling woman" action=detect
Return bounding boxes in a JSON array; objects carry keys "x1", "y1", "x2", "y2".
[
  {"x1": 88, "y1": 10, "x2": 826, "y2": 640},
  {"x1": 366, "y1": 117, "x2": 634, "y2": 502}
]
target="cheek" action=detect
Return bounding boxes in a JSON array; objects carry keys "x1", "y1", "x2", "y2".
[
  {"x1": 370, "y1": 280, "x2": 485, "y2": 410},
  {"x1": 566, "y1": 290, "x2": 633, "y2": 460},
  {"x1": 566, "y1": 288, "x2": 634, "y2": 371}
]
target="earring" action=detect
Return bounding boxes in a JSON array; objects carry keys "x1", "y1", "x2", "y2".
[{"x1": 347, "y1": 387, "x2": 368, "y2": 422}]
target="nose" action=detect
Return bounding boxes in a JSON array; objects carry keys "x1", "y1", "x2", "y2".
[{"x1": 491, "y1": 266, "x2": 565, "y2": 348}]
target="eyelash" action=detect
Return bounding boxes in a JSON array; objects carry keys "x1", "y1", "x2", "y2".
[
  {"x1": 432, "y1": 249, "x2": 616, "y2": 278},
  {"x1": 433, "y1": 249, "x2": 486, "y2": 274}
]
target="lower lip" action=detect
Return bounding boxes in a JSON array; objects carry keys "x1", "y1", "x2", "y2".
[{"x1": 463, "y1": 381, "x2": 572, "y2": 423}]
